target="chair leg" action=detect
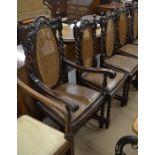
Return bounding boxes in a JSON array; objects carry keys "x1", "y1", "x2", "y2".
[
  {"x1": 105, "y1": 95, "x2": 112, "y2": 129},
  {"x1": 121, "y1": 78, "x2": 131, "y2": 107},
  {"x1": 66, "y1": 138, "x2": 75, "y2": 155},
  {"x1": 134, "y1": 72, "x2": 138, "y2": 90},
  {"x1": 99, "y1": 102, "x2": 106, "y2": 128}
]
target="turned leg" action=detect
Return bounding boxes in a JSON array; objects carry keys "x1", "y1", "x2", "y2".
[
  {"x1": 105, "y1": 95, "x2": 112, "y2": 129},
  {"x1": 99, "y1": 102, "x2": 106, "y2": 128},
  {"x1": 134, "y1": 72, "x2": 138, "y2": 90},
  {"x1": 121, "y1": 78, "x2": 131, "y2": 107}
]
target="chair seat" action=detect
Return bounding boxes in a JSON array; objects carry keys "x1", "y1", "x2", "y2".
[
  {"x1": 18, "y1": 115, "x2": 67, "y2": 155},
  {"x1": 119, "y1": 44, "x2": 138, "y2": 57},
  {"x1": 82, "y1": 70, "x2": 125, "y2": 92},
  {"x1": 52, "y1": 83, "x2": 103, "y2": 121},
  {"x1": 105, "y1": 55, "x2": 138, "y2": 75}
]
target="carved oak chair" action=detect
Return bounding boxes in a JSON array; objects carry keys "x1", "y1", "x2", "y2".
[
  {"x1": 99, "y1": 10, "x2": 138, "y2": 90},
  {"x1": 115, "y1": 4, "x2": 138, "y2": 58},
  {"x1": 17, "y1": 78, "x2": 73, "y2": 155},
  {"x1": 21, "y1": 17, "x2": 110, "y2": 154},
  {"x1": 72, "y1": 19, "x2": 129, "y2": 128}
]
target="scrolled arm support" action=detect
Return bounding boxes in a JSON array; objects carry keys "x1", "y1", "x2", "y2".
[
  {"x1": 29, "y1": 73, "x2": 79, "y2": 113},
  {"x1": 63, "y1": 58, "x2": 116, "y2": 79}
]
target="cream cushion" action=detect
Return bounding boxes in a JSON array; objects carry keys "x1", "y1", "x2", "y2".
[{"x1": 17, "y1": 115, "x2": 67, "y2": 155}]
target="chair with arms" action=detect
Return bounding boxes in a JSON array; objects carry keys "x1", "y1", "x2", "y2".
[
  {"x1": 21, "y1": 16, "x2": 115, "y2": 154},
  {"x1": 69, "y1": 19, "x2": 129, "y2": 129},
  {"x1": 17, "y1": 78, "x2": 73, "y2": 155}
]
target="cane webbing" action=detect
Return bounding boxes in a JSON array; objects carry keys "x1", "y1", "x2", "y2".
[
  {"x1": 133, "y1": 9, "x2": 138, "y2": 40},
  {"x1": 81, "y1": 28, "x2": 93, "y2": 68},
  {"x1": 106, "y1": 18, "x2": 115, "y2": 57},
  {"x1": 119, "y1": 12, "x2": 127, "y2": 46},
  {"x1": 36, "y1": 26, "x2": 60, "y2": 88}
]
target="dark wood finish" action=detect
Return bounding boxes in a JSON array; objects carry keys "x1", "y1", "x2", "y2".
[
  {"x1": 115, "y1": 116, "x2": 138, "y2": 155},
  {"x1": 99, "y1": 7, "x2": 138, "y2": 100},
  {"x1": 62, "y1": 23, "x2": 101, "y2": 61},
  {"x1": 20, "y1": 17, "x2": 106, "y2": 154},
  {"x1": 67, "y1": 0, "x2": 100, "y2": 21},
  {"x1": 115, "y1": 135, "x2": 138, "y2": 155},
  {"x1": 72, "y1": 19, "x2": 129, "y2": 128}
]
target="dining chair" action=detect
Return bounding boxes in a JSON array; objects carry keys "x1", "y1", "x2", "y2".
[
  {"x1": 21, "y1": 16, "x2": 116, "y2": 153},
  {"x1": 99, "y1": 9, "x2": 138, "y2": 90},
  {"x1": 114, "y1": 3, "x2": 138, "y2": 58},
  {"x1": 71, "y1": 19, "x2": 129, "y2": 128},
  {"x1": 17, "y1": 78, "x2": 74, "y2": 155}
]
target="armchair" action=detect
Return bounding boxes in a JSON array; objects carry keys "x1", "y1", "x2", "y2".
[
  {"x1": 21, "y1": 16, "x2": 106, "y2": 154},
  {"x1": 17, "y1": 78, "x2": 73, "y2": 155},
  {"x1": 71, "y1": 19, "x2": 129, "y2": 128}
]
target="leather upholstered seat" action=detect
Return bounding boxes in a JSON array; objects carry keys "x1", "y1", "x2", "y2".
[
  {"x1": 18, "y1": 115, "x2": 67, "y2": 155},
  {"x1": 52, "y1": 83, "x2": 103, "y2": 121},
  {"x1": 22, "y1": 17, "x2": 106, "y2": 152},
  {"x1": 81, "y1": 70, "x2": 125, "y2": 92},
  {"x1": 105, "y1": 55, "x2": 138, "y2": 75},
  {"x1": 119, "y1": 44, "x2": 138, "y2": 58}
]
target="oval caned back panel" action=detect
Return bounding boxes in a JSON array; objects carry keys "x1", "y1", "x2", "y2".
[
  {"x1": 36, "y1": 26, "x2": 60, "y2": 88},
  {"x1": 119, "y1": 12, "x2": 127, "y2": 46},
  {"x1": 133, "y1": 9, "x2": 138, "y2": 40},
  {"x1": 81, "y1": 27, "x2": 94, "y2": 68},
  {"x1": 106, "y1": 18, "x2": 115, "y2": 57}
]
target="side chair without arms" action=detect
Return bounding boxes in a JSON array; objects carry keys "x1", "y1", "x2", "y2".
[
  {"x1": 99, "y1": 10, "x2": 138, "y2": 91},
  {"x1": 17, "y1": 78, "x2": 73, "y2": 155},
  {"x1": 69, "y1": 19, "x2": 129, "y2": 129},
  {"x1": 21, "y1": 16, "x2": 114, "y2": 154},
  {"x1": 114, "y1": 4, "x2": 138, "y2": 59}
]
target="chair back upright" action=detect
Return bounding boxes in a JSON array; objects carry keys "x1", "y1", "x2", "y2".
[
  {"x1": 99, "y1": 12, "x2": 116, "y2": 64},
  {"x1": 131, "y1": 2, "x2": 138, "y2": 41},
  {"x1": 22, "y1": 17, "x2": 66, "y2": 89},
  {"x1": 73, "y1": 20, "x2": 97, "y2": 68}
]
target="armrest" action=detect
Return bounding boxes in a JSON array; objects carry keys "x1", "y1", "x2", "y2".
[
  {"x1": 17, "y1": 78, "x2": 66, "y2": 116},
  {"x1": 29, "y1": 74, "x2": 79, "y2": 112},
  {"x1": 63, "y1": 58, "x2": 116, "y2": 79}
]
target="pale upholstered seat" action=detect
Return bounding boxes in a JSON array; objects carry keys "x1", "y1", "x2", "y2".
[
  {"x1": 105, "y1": 55, "x2": 138, "y2": 75},
  {"x1": 119, "y1": 44, "x2": 138, "y2": 57},
  {"x1": 17, "y1": 115, "x2": 67, "y2": 155},
  {"x1": 81, "y1": 70, "x2": 125, "y2": 92}
]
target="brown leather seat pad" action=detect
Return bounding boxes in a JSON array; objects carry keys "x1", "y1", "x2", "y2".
[
  {"x1": 105, "y1": 55, "x2": 138, "y2": 73},
  {"x1": 119, "y1": 44, "x2": 138, "y2": 57},
  {"x1": 52, "y1": 83, "x2": 102, "y2": 121},
  {"x1": 82, "y1": 70, "x2": 125, "y2": 92}
]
